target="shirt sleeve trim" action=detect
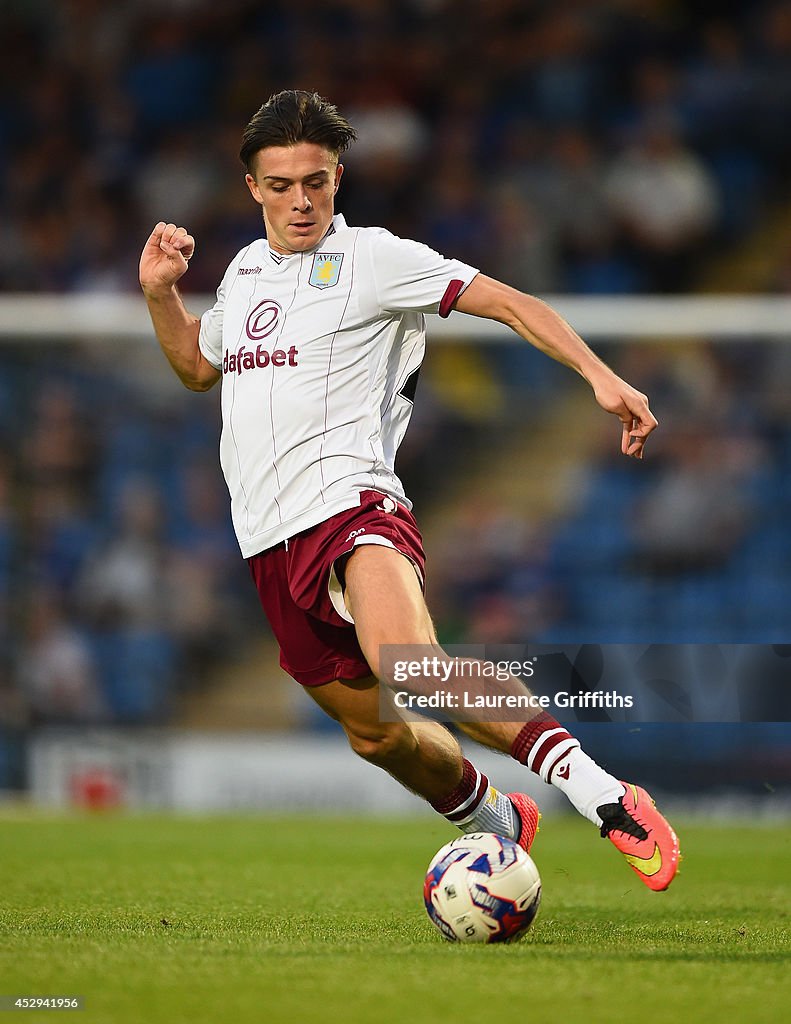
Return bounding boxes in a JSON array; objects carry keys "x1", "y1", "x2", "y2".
[{"x1": 439, "y1": 278, "x2": 467, "y2": 318}]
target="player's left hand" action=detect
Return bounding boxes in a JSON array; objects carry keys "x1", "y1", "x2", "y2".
[{"x1": 590, "y1": 373, "x2": 658, "y2": 459}]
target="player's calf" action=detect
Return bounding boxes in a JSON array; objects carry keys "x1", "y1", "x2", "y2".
[{"x1": 344, "y1": 719, "x2": 416, "y2": 766}]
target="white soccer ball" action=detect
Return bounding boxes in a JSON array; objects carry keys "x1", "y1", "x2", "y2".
[{"x1": 423, "y1": 832, "x2": 542, "y2": 943}]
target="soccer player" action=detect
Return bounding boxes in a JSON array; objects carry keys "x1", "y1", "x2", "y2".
[{"x1": 139, "y1": 90, "x2": 679, "y2": 891}]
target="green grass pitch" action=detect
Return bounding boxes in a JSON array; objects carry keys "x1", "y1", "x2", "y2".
[{"x1": 1, "y1": 811, "x2": 789, "y2": 1024}]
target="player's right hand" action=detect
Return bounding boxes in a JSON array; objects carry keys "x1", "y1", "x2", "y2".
[{"x1": 139, "y1": 222, "x2": 195, "y2": 295}]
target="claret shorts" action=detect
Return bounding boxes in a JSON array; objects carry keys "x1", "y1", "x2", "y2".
[{"x1": 248, "y1": 490, "x2": 426, "y2": 686}]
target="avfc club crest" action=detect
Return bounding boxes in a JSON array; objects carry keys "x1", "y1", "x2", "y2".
[{"x1": 309, "y1": 252, "x2": 344, "y2": 289}]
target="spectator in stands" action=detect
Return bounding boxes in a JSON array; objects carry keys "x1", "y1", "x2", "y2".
[
  {"x1": 629, "y1": 429, "x2": 758, "y2": 573},
  {"x1": 17, "y1": 588, "x2": 105, "y2": 724},
  {"x1": 604, "y1": 115, "x2": 720, "y2": 292},
  {"x1": 77, "y1": 478, "x2": 176, "y2": 721},
  {"x1": 77, "y1": 477, "x2": 169, "y2": 631}
]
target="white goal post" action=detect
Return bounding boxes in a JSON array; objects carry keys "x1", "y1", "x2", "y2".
[{"x1": 1, "y1": 294, "x2": 790, "y2": 342}]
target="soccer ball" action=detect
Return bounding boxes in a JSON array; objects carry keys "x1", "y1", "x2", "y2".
[{"x1": 423, "y1": 833, "x2": 542, "y2": 943}]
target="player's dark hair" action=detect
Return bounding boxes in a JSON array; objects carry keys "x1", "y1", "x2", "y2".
[{"x1": 240, "y1": 90, "x2": 357, "y2": 171}]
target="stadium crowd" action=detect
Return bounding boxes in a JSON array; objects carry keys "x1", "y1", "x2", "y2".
[
  {"x1": 1, "y1": 0, "x2": 791, "y2": 750},
  {"x1": 2, "y1": 0, "x2": 790, "y2": 295},
  {"x1": 428, "y1": 340, "x2": 791, "y2": 645}
]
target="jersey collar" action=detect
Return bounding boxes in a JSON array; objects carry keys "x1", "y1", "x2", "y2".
[{"x1": 265, "y1": 214, "x2": 347, "y2": 264}]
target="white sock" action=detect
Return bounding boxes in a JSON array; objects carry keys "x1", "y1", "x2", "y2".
[
  {"x1": 512, "y1": 714, "x2": 625, "y2": 826},
  {"x1": 548, "y1": 747, "x2": 625, "y2": 826}
]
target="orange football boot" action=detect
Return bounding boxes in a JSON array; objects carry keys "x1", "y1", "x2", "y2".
[
  {"x1": 598, "y1": 782, "x2": 680, "y2": 891},
  {"x1": 507, "y1": 793, "x2": 541, "y2": 853}
]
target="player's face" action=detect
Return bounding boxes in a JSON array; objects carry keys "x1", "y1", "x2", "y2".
[{"x1": 245, "y1": 143, "x2": 343, "y2": 255}]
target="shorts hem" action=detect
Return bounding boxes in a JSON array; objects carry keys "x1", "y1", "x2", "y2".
[
  {"x1": 328, "y1": 534, "x2": 414, "y2": 624},
  {"x1": 290, "y1": 660, "x2": 373, "y2": 688}
]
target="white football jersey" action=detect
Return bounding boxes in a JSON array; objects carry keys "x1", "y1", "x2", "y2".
[{"x1": 199, "y1": 214, "x2": 478, "y2": 557}]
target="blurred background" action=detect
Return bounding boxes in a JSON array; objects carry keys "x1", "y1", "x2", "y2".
[{"x1": 1, "y1": 0, "x2": 790, "y2": 812}]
